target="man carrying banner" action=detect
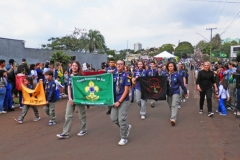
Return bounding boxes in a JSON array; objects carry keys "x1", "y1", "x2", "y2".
[
  {"x1": 111, "y1": 60, "x2": 132, "y2": 146},
  {"x1": 166, "y1": 62, "x2": 188, "y2": 126},
  {"x1": 105, "y1": 58, "x2": 117, "y2": 115},
  {"x1": 146, "y1": 61, "x2": 158, "y2": 108}
]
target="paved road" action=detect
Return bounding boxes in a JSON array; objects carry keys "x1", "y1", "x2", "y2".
[{"x1": 0, "y1": 71, "x2": 240, "y2": 160}]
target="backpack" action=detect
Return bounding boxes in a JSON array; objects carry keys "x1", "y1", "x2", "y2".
[{"x1": 15, "y1": 74, "x2": 26, "y2": 91}]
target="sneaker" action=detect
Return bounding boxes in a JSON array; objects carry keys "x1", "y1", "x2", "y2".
[
  {"x1": 178, "y1": 106, "x2": 181, "y2": 109},
  {"x1": 150, "y1": 102, "x2": 155, "y2": 108},
  {"x1": 127, "y1": 125, "x2": 132, "y2": 137},
  {"x1": 208, "y1": 112, "x2": 214, "y2": 117},
  {"x1": 48, "y1": 121, "x2": 56, "y2": 126},
  {"x1": 219, "y1": 113, "x2": 227, "y2": 116},
  {"x1": 1, "y1": 111, "x2": 7, "y2": 114},
  {"x1": 33, "y1": 117, "x2": 41, "y2": 122},
  {"x1": 182, "y1": 99, "x2": 186, "y2": 102},
  {"x1": 118, "y1": 139, "x2": 128, "y2": 146},
  {"x1": 106, "y1": 109, "x2": 111, "y2": 115},
  {"x1": 199, "y1": 110, "x2": 203, "y2": 114},
  {"x1": 77, "y1": 130, "x2": 87, "y2": 136},
  {"x1": 234, "y1": 111, "x2": 240, "y2": 115},
  {"x1": 15, "y1": 119, "x2": 23, "y2": 124},
  {"x1": 56, "y1": 133, "x2": 69, "y2": 139},
  {"x1": 215, "y1": 110, "x2": 219, "y2": 113},
  {"x1": 170, "y1": 119, "x2": 175, "y2": 126},
  {"x1": 141, "y1": 115, "x2": 145, "y2": 120}
]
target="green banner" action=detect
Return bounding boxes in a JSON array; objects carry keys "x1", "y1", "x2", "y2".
[
  {"x1": 219, "y1": 52, "x2": 227, "y2": 58},
  {"x1": 72, "y1": 73, "x2": 114, "y2": 106}
]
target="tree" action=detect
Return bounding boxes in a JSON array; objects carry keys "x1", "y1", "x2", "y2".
[
  {"x1": 50, "y1": 51, "x2": 72, "y2": 66},
  {"x1": 85, "y1": 29, "x2": 106, "y2": 53},
  {"x1": 211, "y1": 34, "x2": 221, "y2": 49},
  {"x1": 158, "y1": 44, "x2": 174, "y2": 53},
  {"x1": 174, "y1": 41, "x2": 194, "y2": 58}
]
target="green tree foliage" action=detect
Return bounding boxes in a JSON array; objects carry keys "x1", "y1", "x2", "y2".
[
  {"x1": 211, "y1": 34, "x2": 221, "y2": 49},
  {"x1": 50, "y1": 51, "x2": 72, "y2": 66},
  {"x1": 42, "y1": 28, "x2": 106, "y2": 53},
  {"x1": 158, "y1": 44, "x2": 175, "y2": 53},
  {"x1": 174, "y1": 41, "x2": 194, "y2": 58}
]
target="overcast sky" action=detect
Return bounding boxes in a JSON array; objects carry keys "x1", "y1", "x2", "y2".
[{"x1": 0, "y1": 0, "x2": 239, "y2": 50}]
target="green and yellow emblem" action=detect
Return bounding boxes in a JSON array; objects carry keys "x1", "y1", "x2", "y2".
[{"x1": 85, "y1": 81, "x2": 99, "y2": 101}]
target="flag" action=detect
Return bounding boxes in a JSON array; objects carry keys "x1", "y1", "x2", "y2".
[
  {"x1": 72, "y1": 73, "x2": 114, "y2": 106},
  {"x1": 138, "y1": 76, "x2": 167, "y2": 100},
  {"x1": 21, "y1": 80, "x2": 47, "y2": 106},
  {"x1": 220, "y1": 52, "x2": 227, "y2": 58}
]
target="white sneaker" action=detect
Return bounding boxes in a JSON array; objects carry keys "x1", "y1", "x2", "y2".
[
  {"x1": 182, "y1": 99, "x2": 186, "y2": 102},
  {"x1": 178, "y1": 106, "x2": 181, "y2": 109},
  {"x1": 234, "y1": 111, "x2": 240, "y2": 115},
  {"x1": 33, "y1": 117, "x2": 41, "y2": 122},
  {"x1": 1, "y1": 111, "x2": 7, "y2": 114},
  {"x1": 141, "y1": 115, "x2": 145, "y2": 120},
  {"x1": 118, "y1": 139, "x2": 128, "y2": 146}
]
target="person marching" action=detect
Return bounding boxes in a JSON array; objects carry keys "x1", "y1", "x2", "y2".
[
  {"x1": 110, "y1": 60, "x2": 131, "y2": 146},
  {"x1": 216, "y1": 79, "x2": 229, "y2": 116},
  {"x1": 146, "y1": 61, "x2": 158, "y2": 108},
  {"x1": 15, "y1": 77, "x2": 40, "y2": 123},
  {"x1": 43, "y1": 70, "x2": 57, "y2": 126},
  {"x1": 105, "y1": 58, "x2": 117, "y2": 115},
  {"x1": 166, "y1": 62, "x2": 188, "y2": 126},
  {"x1": 57, "y1": 61, "x2": 87, "y2": 139},
  {"x1": 132, "y1": 61, "x2": 147, "y2": 120},
  {"x1": 177, "y1": 62, "x2": 187, "y2": 108}
]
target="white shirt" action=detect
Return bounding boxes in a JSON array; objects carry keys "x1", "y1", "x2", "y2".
[
  {"x1": 55, "y1": 80, "x2": 64, "y2": 90},
  {"x1": 218, "y1": 85, "x2": 230, "y2": 99},
  {"x1": 30, "y1": 70, "x2": 38, "y2": 80}
]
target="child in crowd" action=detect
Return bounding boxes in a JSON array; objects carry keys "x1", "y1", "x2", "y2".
[
  {"x1": 16, "y1": 68, "x2": 26, "y2": 109},
  {"x1": 64, "y1": 71, "x2": 68, "y2": 95},
  {"x1": 216, "y1": 79, "x2": 230, "y2": 116},
  {"x1": 55, "y1": 76, "x2": 64, "y2": 100},
  {"x1": 43, "y1": 70, "x2": 57, "y2": 126},
  {"x1": 3, "y1": 71, "x2": 14, "y2": 112},
  {"x1": 0, "y1": 70, "x2": 7, "y2": 114},
  {"x1": 15, "y1": 77, "x2": 40, "y2": 123}
]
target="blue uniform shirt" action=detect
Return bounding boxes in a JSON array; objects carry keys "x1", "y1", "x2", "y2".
[
  {"x1": 160, "y1": 70, "x2": 167, "y2": 76},
  {"x1": 45, "y1": 79, "x2": 56, "y2": 102},
  {"x1": 166, "y1": 72, "x2": 187, "y2": 96},
  {"x1": 113, "y1": 72, "x2": 130, "y2": 102},
  {"x1": 133, "y1": 69, "x2": 146, "y2": 90},
  {"x1": 146, "y1": 69, "x2": 158, "y2": 77},
  {"x1": 106, "y1": 66, "x2": 117, "y2": 74},
  {"x1": 178, "y1": 69, "x2": 186, "y2": 80}
]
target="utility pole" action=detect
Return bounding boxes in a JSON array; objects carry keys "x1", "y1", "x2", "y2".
[
  {"x1": 206, "y1": 27, "x2": 217, "y2": 63},
  {"x1": 126, "y1": 40, "x2": 129, "y2": 65}
]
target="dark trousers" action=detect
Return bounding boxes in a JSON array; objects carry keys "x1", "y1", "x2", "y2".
[
  {"x1": 237, "y1": 89, "x2": 240, "y2": 111},
  {"x1": 199, "y1": 88, "x2": 213, "y2": 112}
]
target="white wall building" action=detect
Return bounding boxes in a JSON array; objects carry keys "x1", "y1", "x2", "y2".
[{"x1": 134, "y1": 43, "x2": 142, "y2": 52}]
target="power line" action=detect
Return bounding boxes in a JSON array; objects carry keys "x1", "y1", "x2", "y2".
[
  {"x1": 189, "y1": 0, "x2": 240, "y2": 3},
  {"x1": 220, "y1": 10, "x2": 240, "y2": 34}
]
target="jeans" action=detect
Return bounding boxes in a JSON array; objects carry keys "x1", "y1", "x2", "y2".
[
  {"x1": 131, "y1": 87, "x2": 135, "y2": 101},
  {"x1": 136, "y1": 89, "x2": 147, "y2": 116},
  {"x1": 0, "y1": 87, "x2": 7, "y2": 112},
  {"x1": 217, "y1": 97, "x2": 227, "y2": 114},
  {"x1": 3, "y1": 89, "x2": 13, "y2": 111},
  {"x1": 199, "y1": 88, "x2": 213, "y2": 112}
]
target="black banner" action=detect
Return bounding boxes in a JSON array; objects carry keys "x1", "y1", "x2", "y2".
[{"x1": 138, "y1": 76, "x2": 167, "y2": 100}]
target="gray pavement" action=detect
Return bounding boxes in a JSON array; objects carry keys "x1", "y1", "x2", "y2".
[{"x1": 0, "y1": 71, "x2": 240, "y2": 160}]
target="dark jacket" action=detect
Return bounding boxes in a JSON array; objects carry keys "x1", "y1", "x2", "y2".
[
  {"x1": 44, "y1": 79, "x2": 56, "y2": 102},
  {"x1": 196, "y1": 70, "x2": 215, "y2": 90},
  {"x1": 17, "y1": 63, "x2": 30, "y2": 75},
  {"x1": 166, "y1": 72, "x2": 187, "y2": 96}
]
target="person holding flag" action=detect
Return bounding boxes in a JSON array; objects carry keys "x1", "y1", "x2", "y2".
[
  {"x1": 111, "y1": 60, "x2": 131, "y2": 146},
  {"x1": 146, "y1": 61, "x2": 158, "y2": 108},
  {"x1": 132, "y1": 61, "x2": 147, "y2": 120},
  {"x1": 166, "y1": 62, "x2": 188, "y2": 126},
  {"x1": 57, "y1": 61, "x2": 87, "y2": 139},
  {"x1": 105, "y1": 58, "x2": 117, "y2": 115}
]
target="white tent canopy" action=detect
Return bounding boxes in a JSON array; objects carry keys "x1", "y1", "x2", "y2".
[{"x1": 154, "y1": 51, "x2": 176, "y2": 58}]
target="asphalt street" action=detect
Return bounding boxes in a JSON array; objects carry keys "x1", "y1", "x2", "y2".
[{"x1": 0, "y1": 71, "x2": 240, "y2": 160}]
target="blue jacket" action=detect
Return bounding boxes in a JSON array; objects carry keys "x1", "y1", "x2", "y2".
[
  {"x1": 178, "y1": 69, "x2": 186, "y2": 80},
  {"x1": 106, "y1": 67, "x2": 117, "y2": 74},
  {"x1": 36, "y1": 68, "x2": 44, "y2": 81},
  {"x1": 44, "y1": 79, "x2": 56, "y2": 102},
  {"x1": 166, "y1": 72, "x2": 187, "y2": 96}
]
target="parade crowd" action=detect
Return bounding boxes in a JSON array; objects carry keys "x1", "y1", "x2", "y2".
[{"x1": 0, "y1": 56, "x2": 239, "y2": 146}]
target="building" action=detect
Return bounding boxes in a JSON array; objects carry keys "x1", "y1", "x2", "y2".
[
  {"x1": 221, "y1": 37, "x2": 240, "y2": 44},
  {"x1": 0, "y1": 37, "x2": 107, "y2": 69},
  {"x1": 134, "y1": 43, "x2": 142, "y2": 52}
]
